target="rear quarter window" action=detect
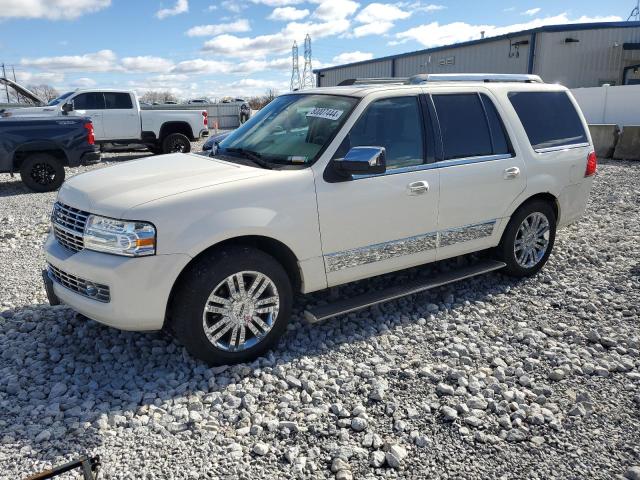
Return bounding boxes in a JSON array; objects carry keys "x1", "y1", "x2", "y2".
[{"x1": 508, "y1": 91, "x2": 587, "y2": 150}]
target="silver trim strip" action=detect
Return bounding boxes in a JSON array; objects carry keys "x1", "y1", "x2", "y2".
[
  {"x1": 534, "y1": 142, "x2": 590, "y2": 154},
  {"x1": 325, "y1": 220, "x2": 497, "y2": 272},
  {"x1": 352, "y1": 153, "x2": 513, "y2": 179}
]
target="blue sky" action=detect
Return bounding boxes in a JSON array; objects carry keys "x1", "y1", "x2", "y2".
[{"x1": 0, "y1": 0, "x2": 633, "y2": 99}]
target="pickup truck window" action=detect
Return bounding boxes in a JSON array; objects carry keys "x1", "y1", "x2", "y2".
[
  {"x1": 48, "y1": 91, "x2": 73, "y2": 106},
  {"x1": 508, "y1": 91, "x2": 588, "y2": 150},
  {"x1": 74, "y1": 92, "x2": 106, "y2": 110},
  {"x1": 219, "y1": 94, "x2": 357, "y2": 166},
  {"x1": 104, "y1": 92, "x2": 133, "y2": 109},
  {"x1": 333, "y1": 96, "x2": 425, "y2": 170}
]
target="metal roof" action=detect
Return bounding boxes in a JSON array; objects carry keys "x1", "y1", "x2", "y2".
[{"x1": 314, "y1": 21, "x2": 640, "y2": 74}]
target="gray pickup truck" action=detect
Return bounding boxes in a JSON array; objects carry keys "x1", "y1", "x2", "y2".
[{"x1": 0, "y1": 116, "x2": 100, "y2": 192}]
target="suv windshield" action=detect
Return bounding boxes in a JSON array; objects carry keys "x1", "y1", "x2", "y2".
[
  {"x1": 47, "y1": 91, "x2": 74, "y2": 106},
  {"x1": 218, "y1": 94, "x2": 358, "y2": 166}
]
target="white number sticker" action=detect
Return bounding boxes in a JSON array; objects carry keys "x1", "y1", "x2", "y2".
[{"x1": 306, "y1": 107, "x2": 343, "y2": 121}]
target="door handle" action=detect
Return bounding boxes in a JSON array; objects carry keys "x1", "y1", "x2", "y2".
[
  {"x1": 504, "y1": 167, "x2": 520, "y2": 179},
  {"x1": 407, "y1": 180, "x2": 429, "y2": 195}
]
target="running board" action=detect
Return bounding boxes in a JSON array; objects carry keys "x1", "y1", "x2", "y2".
[{"x1": 304, "y1": 259, "x2": 506, "y2": 324}]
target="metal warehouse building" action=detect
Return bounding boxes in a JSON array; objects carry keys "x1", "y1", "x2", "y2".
[{"x1": 314, "y1": 21, "x2": 640, "y2": 88}]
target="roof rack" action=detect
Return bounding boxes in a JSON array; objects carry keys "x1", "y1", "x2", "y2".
[
  {"x1": 337, "y1": 77, "x2": 407, "y2": 86},
  {"x1": 406, "y1": 73, "x2": 544, "y2": 84}
]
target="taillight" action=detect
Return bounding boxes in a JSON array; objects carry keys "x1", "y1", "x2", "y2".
[
  {"x1": 84, "y1": 122, "x2": 95, "y2": 145},
  {"x1": 202, "y1": 110, "x2": 208, "y2": 126},
  {"x1": 585, "y1": 151, "x2": 597, "y2": 177}
]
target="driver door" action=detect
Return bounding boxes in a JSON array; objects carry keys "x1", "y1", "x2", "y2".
[{"x1": 314, "y1": 92, "x2": 441, "y2": 287}]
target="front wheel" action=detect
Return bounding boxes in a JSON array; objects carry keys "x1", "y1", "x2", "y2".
[
  {"x1": 171, "y1": 246, "x2": 292, "y2": 365},
  {"x1": 19, "y1": 153, "x2": 65, "y2": 192},
  {"x1": 498, "y1": 200, "x2": 557, "y2": 277},
  {"x1": 162, "y1": 133, "x2": 191, "y2": 154}
]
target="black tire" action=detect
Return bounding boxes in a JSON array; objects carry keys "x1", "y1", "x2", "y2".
[
  {"x1": 19, "y1": 153, "x2": 65, "y2": 192},
  {"x1": 171, "y1": 246, "x2": 293, "y2": 365},
  {"x1": 162, "y1": 133, "x2": 191, "y2": 154},
  {"x1": 498, "y1": 200, "x2": 557, "y2": 277}
]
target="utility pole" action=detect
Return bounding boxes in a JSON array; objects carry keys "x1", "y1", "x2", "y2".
[
  {"x1": 2, "y1": 63, "x2": 10, "y2": 103},
  {"x1": 302, "y1": 34, "x2": 314, "y2": 90},
  {"x1": 290, "y1": 41, "x2": 301, "y2": 91},
  {"x1": 629, "y1": 0, "x2": 640, "y2": 21},
  {"x1": 11, "y1": 66, "x2": 21, "y2": 103}
]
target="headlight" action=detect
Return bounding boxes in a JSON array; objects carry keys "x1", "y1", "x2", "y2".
[{"x1": 84, "y1": 215, "x2": 156, "y2": 257}]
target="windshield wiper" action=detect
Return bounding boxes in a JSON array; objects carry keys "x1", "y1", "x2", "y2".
[{"x1": 224, "y1": 147, "x2": 273, "y2": 170}]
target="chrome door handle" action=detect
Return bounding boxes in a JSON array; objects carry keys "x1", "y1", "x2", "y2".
[
  {"x1": 504, "y1": 167, "x2": 520, "y2": 179},
  {"x1": 408, "y1": 180, "x2": 429, "y2": 195}
]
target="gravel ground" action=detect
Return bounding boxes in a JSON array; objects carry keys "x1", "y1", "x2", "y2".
[{"x1": 0, "y1": 154, "x2": 639, "y2": 479}]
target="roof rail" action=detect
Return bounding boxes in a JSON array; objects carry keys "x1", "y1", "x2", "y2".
[
  {"x1": 337, "y1": 77, "x2": 407, "y2": 86},
  {"x1": 406, "y1": 73, "x2": 544, "y2": 84}
]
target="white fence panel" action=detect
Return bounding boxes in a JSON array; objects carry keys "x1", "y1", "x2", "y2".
[{"x1": 571, "y1": 85, "x2": 640, "y2": 127}]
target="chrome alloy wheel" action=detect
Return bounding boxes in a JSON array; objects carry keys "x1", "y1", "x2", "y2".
[
  {"x1": 514, "y1": 212, "x2": 550, "y2": 268},
  {"x1": 202, "y1": 271, "x2": 280, "y2": 352}
]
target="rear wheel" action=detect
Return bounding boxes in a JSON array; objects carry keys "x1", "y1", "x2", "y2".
[
  {"x1": 498, "y1": 200, "x2": 556, "y2": 277},
  {"x1": 162, "y1": 133, "x2": 191, "y2": 154},
  {"x1": 19, "y1": 153, "x2": 65, "y2": 192},
  {"x1": 171, "y1": 246, "x2": 292, "y2": 365}
]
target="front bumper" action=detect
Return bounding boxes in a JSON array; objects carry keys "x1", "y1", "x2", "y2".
[{"x1": 44, "y1": 233, "x2": 191, "y2": 331}]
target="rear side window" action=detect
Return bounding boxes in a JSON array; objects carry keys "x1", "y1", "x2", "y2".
[
  {"x1": 508, "y1": 91, "x2": 587, "y2": 150},
  {"x1": 432, "y1": 94, "x2": 493, "y2": 160},
  {"x1": 481, "y1": 94, "x2": 511, "y2": 155},
  {"x1": 73, "y1": 92, "x2": 105, "y2": 110},
  {"x1": 104, "y1": 92, "x2": 133, "y2": 109}
]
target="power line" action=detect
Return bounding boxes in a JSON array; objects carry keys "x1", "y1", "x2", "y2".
[
  {"x1": 302, "y1": 34, "x2": 314, "y2": 89},
  {"x1": 629, "y1": 0, "x2": 640, "y2": 21},
  {"x1": 290, "y1": 41, "x2": 301, "y2": 91}
]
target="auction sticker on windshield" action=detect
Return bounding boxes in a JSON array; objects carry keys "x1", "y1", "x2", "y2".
[{"x1": 306, "y1": 107, "x2": 343, "y2": 121}]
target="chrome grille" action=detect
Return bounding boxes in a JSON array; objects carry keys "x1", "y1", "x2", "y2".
[
  {"x1": 47, "y1": 264, "x2": 110, "y2": 303},
  {"x1": 52, "y1": 202, "x2": 89, "y2": 253}
]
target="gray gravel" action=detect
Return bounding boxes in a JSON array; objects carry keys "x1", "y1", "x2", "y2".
[{"x1": 0, "y1": 156, "x2": 639, "y2": 479}]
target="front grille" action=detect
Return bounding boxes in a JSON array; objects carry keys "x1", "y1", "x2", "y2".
[
  {"x1": 48, "y1": 264, "x2": 110, "y2": 303},
  {"x1": 52, "y1": 202, "x2": 89, "y2": 253}
]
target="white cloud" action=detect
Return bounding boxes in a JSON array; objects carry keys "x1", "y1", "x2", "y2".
[
  {"x1": 231, "y1": 78, "x2": 287, "y2": 89},
  {"x1": 313, "y1": 0, "x2": 359, "y2": 21},
  {"x1": 186, "y1": 19, "x2": 251, "y2": 37},
  {"x1": 333, "y1": 51, "x2": 374, "y2": 64},
  {"x1": 70, "y1": 77, "x2": 97, "y2": 87},
  {"x1": 420, "y1": 3, "x2": 445, "y2": 11},
  {"x1": 250, "y1": 0, "x2": 303, "y2": 5},
  {"x1": 268, "y1": 6, "x2": 309, "y2": 21},
  {"x1": 171, "y1": 56, "x2": 294, "y2": 75},
  {"x1": 353, "y1": 21, "x2": 394, "y2": 37},
  {"x1": 523, "y1": 8, "x2": 541, "y2": 16},
  {"x1": 121, "y1": 56, "x2": 175, "y2": 73},
  {"x1": 0, "y1": 0, "x2": 110, "y2": 20},
  {"x1": 353, "y1": 3, "x2": 410, "y2": 37},
  {"x1": 156, "y1": 0, "x2": 188, "y2": 19},
  {"x1": 221, "y1": 0, "x2": 246, "y2": 13},
  {"x1": 20, "y1": 50, "x2": 119, "y2": 72},
  {"x1": 394, "y1": 13, "x2": 623, "y2": 48},
  {"x1": 15, "y1": 71, "x2": 65, "y2": 85}
]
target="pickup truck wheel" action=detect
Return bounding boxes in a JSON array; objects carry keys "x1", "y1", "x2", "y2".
[
  {"x1": 19, "y1": 153, "x2": 65, "y2": 192},
  {"x1": 171, "y1": 246, "x2": 292, "y2": 365},
  {"x1": 498, "y1": 200, "x2": 556, "y2": 277},
  {"x1": 162, "y1": 133, "x2": 191, "y2": 154}
]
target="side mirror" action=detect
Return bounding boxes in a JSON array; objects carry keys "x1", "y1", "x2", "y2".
[
  {"x1": 333, "y1": 146, "x2": 386, "y2": 177},
  {"x1": 62, "y1": 102, "x2": 74, "y2": 114}
]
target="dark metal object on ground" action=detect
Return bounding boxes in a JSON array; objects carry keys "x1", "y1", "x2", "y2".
[{"x1": 25, "y1": 455, "x2": 100, "y2": 480}]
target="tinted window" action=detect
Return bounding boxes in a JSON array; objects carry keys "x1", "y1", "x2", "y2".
[
  {"x1": 334, "y1": 96, "x2": 424, "y2": 170},
  {"x1": 104, "y1": 92, "x2": 133, "y2": 109},
  {"x1": 433, "y1": 94, "x2": 493, "y2": 160},
  {"x1": 480, "y1": 94, "x2": 511, "y2": 155},
  {"x1": 508, "y1": 91, "x2": 587, "y2": 150},
  {"x1": 73, "y1": 92, "x2": 105, "y2": 110}
]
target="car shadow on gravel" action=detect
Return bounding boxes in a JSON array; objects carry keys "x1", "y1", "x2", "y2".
[
  {"x1": 0, "y1": 177, "x2": 35, "y2": 197},
  {"x1": 0, "y1": 256, "x2": 520, "y2": 471}
]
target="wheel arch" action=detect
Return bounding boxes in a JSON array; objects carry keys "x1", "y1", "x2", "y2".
[
  {"x1": 512, "y1": 192, "x2": 560, "y2": 222},
  {"x1": 159, "y1": 121, "x2": 194, "y2": 141},
  {"x1": 165, "y1": 235, "x2": 303, "y2": 328},
  {"x1": 12, "y1": 143, "x2": 68, "y2": 171}
]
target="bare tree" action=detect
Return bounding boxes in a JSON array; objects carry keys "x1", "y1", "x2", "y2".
[
  {"x1": 27, "y1": 84, "x2": 59, "y2": 102},
  {"x1": 248, "y1": 88, "x2": 279, "y2": 110},
  {"x1": 139, "y1": 90, "x2": 178, "y2": 104}
]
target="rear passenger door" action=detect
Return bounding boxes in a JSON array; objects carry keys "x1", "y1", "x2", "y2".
[
  {"x1": 71, "y1": 92, "x2": 106, "y2": 140},
  {"x1": 103, "y1": 92, "x2": 141, "y2": 140},
  {"x1": 430, "y1": 90, "x2": 526, "y2": 260}
]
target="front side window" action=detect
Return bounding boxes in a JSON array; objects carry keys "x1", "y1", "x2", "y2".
[
  {"x1": 508, "y1": 91, "x2": 587, "y2": 150},
  {"x1": 73, "y1": 92, "x2": 105, "y2": 110},
  {"x1": 104, "y1": 92, "x2": 133, "y2": 109},
  {"x1": 333, "y1": 96, "x2": 425, "y2": 170},
  {"x1": 219, "y1": 94, "x2": 358, "y2": 166}
]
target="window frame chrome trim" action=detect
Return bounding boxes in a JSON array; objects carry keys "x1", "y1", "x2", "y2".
[{"x1": 533, "y1": 142, "x2": 590, "y2": 154}]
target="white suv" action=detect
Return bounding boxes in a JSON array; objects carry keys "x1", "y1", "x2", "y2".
[{"x1": 43, "y1": 74, "x2": 596, "y2": 365}]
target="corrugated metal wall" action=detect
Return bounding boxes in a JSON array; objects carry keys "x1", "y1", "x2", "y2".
[
  {"x1": 318, "y1": 59, "x2": 392, "y2": 87},
  {"x1": 394, "y1": 36, "x2": 530, "y2": 77},
  {"x1": 534, "y1": 28, "x2": 640, "y2": 87}
]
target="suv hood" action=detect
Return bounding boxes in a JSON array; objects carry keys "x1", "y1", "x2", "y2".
[{"x1": 58, "y1": 153, "x2": 270, "y2": 218}]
